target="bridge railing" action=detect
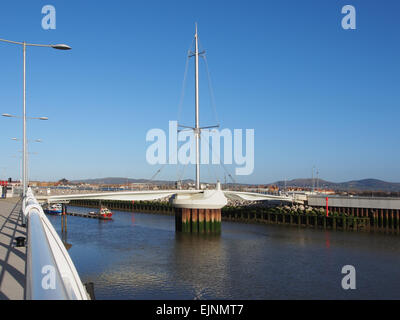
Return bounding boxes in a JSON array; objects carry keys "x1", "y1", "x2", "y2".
[{"x1": 24, "y1": 187, "x2": 89, "y2": 300}]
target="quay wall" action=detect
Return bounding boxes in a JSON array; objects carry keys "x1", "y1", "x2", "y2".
[
  {"x1": 68, "y1": 199, "x2": 400, "y2": 234},
  {"x1": 69, "y1": 199, "x2": 174, "y2": 215},
  {"x1": 308, "y1": 195, "x2": 400, "y2": 210}
]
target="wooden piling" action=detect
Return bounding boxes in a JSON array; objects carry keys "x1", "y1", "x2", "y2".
[
  {"x1": 191, "y1": 209, "x2": 198, "y2": 233},
  {"x1": 215, "y1": 209, "x2": 221, "y2": 234},
  {"x1": 182, "y1": 209, "x2": 188, "y2": 232},
  {"x1": 391, "y1": 210, "x2": 394, "y2": 232},
  {"x1": 385, "y1": 209, "x2": 389, "y2": 232},
  {"x1": 198, "y1": 209, "x2": 205, "y2": 234},
  {"x1": 210, "y1": 209, "x2": 215, "y2": 233},
  {"x1": 205, "y1": 209, "x2": 211, "y2": 233}
]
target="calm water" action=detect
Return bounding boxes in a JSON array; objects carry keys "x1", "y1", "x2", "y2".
[{"x1": 47, "y1": 207, "x2": 400, "y2": 300}]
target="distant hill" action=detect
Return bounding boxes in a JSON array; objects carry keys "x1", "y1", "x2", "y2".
[
  {"x1": 273, "y1": 178, "x2": 400, "y2": 192},
  {"x1": 72, "y1": 177, "x2": 167, "y2": 185},
  {"x1": 70, "y1": 177, "x2": 400, "y2": 192},
  {"x1": 71, "y1": 177, "x2": 193, "y2": 185}
]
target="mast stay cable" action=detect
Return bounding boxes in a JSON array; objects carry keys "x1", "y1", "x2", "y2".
[
  {"x1": 200, "y1": 130, "x2": 236, "y2": 185},
  {"x1": 176, "y1": 39, "x2": 194, "y2": 183}
]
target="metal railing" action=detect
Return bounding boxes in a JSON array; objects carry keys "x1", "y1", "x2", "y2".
[{"x1": 24, "y1": 188, "x2": 89, "y2": 300}]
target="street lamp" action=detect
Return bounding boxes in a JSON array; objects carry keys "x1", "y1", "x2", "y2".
[
  {"x1": 4, "y1": 114, "x2": 47, "y2": 198},
  {"x1": 11, "y1": 151, "x2": 39, "y2": 187},
  {"x1": 0, "y1": 37, "x2": 71, "y2": 202},
  {"x1": 3, "y1": 113, "x2": 49, "y2": 121},
  {"x1": 11, "y1": 137, "x2": 43, "y2": 143},
  {"x1": 0, "y1": 166, "x2": 6, "y2": 181},
  {"x1": 10, "y1": 138, "x2": 42, "y2": 193}
]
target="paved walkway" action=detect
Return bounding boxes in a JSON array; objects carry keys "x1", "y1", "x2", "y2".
[{"x1": 0, "y1": 198, "x2": 25, "y2": 300}]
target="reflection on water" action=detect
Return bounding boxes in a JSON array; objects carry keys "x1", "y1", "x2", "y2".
[
  {"x1": 47, "y1": 206, "x2": 400, "y2": 299},
  {"x1": 60, "y1": 230, "x2": 72, "y2": 250}
]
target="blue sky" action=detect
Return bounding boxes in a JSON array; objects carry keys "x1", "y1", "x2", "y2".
[{"x1": 0, "y1": 0, "x2": 399, "y2": 184}]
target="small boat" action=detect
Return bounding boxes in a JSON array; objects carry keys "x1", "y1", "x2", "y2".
[
  {"x1": 89, "y1": 207, "x2": 113, "y2": 220},
  {"x1": 44, "y1": 203, "x2": 62, "y2": 215}
]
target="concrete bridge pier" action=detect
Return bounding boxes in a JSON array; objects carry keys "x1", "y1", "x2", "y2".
[
  {"x1": 170, "y1": 183, "x2": 227, "y2": 235},
  {"x1": 175, "y1": 208, "x2": 221, "y2": 234}
]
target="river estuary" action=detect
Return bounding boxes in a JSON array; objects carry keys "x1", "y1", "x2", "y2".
[{"x1": 47, "y1": 206, "x2": 400, "y2": 299}]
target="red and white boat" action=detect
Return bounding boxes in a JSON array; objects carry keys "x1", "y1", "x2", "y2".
[
  {"x1": 89, "y1": 207, "x2": 113, "y2": 220},
  {"x1": 44, "y1": 203, "x2": 63, "y2": 215}
]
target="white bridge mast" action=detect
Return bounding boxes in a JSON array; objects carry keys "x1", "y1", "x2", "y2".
[{"x1": 194, "y1": 23, "x2": 200, "y2": 190}]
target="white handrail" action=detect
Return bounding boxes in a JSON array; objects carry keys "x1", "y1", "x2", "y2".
[{"x1": 25, "y1": 188, "x2": 89, "y2": 300}]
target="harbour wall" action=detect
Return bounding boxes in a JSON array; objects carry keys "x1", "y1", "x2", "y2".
[
  {"x1": 308, "y1": 195, "x2": 400, "y2": 210},
  {"x1": 68, "y1": 199, "x2": 400, "y2": 234}
]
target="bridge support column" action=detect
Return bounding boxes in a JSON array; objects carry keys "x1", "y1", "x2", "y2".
[{"x1": 174, "y1": 208, "x2": 221, "y2": 234}]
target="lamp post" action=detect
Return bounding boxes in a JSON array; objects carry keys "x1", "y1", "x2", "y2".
[
  {"x1": 0, "y1": 167, "x2": 6, "y2": 180},
  {"x1": 10, "y1": 152, "x2": 39, "y2": 182},
  {"x1": 0, "y1": 38, "x2": 70, "y2": 202},
  {"x1": 11, "y1": 137, "x2": 42, "y2": 186},
  {"x1": 3, "y1": 113, "x2": 47, "y2": 197}
]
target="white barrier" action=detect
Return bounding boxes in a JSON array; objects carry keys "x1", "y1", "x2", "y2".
[{"x1": 24, "y1": 188, "x2": 89, "y2": 300}]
